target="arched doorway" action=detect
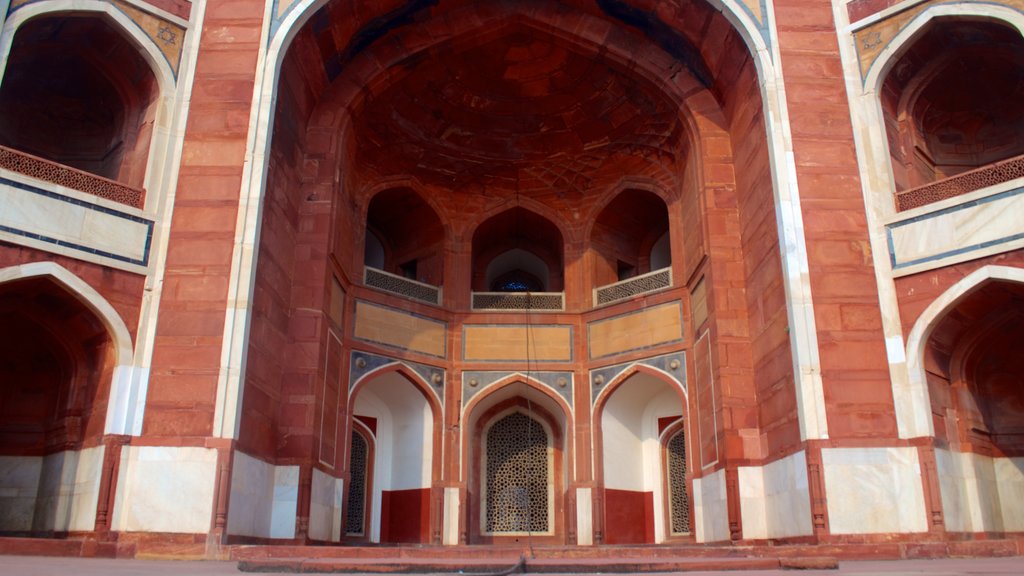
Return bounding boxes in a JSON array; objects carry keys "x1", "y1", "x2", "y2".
[
  {"x1": 466, "y1": 383, "x2": 569, "y2": 544},
  {"x1": 0, "y1": 273, "x2": 120, "y2": 534},
  {"x1": 920, "y1": 276, "x2": 1024, "y2": 533},
  {"x1": 596, "y1": 368, "x2": 689, "y2": 543},
  {"x1": 348, "y1": 368, "x2": 440, "y2": 543}
]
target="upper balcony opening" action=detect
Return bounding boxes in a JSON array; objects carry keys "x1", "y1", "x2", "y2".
[
  {"x1": 591, "y1": 189, "x2": 672, "y2": 306},
  {"x1": 471, "y1": 207, "x2": 564, "y2": 311},
  {"x1": 882, "y1": 19, "x2": 1024, "y2": 210},
  {"x1": 362, "y1": 187, "x2": 444, "y2": 305},
  {"x1": 0, "y1": 14, "x2": 158, "y2": 200}
]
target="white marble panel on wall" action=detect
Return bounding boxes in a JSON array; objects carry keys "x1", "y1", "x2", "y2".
[
  {"x1": 822, "y1": 447, "x2": 927, "y2": 535},
  {"x1": 935, "y1": 449, "x2": 1003, "y2": 532},
  {"x1": 885, "y1": 184, "x2": 1024, "y2": 277},
  {"x1": 739, "y1": 450, "x2": 812, "y2": 540},
  {"x1": 112, "y1": 446, "x2": 217, "y2": 534},
  {"x1": 226, "y1": 451, "x2": 274, "y2": 538},
  {"x1": 32, "y1": 447, "x2": 104, "y2": 532},
  {"x1": 270, "y1": 466, "x2": 299, "y2": 539},
  {"x1": 309, "y1": 468, "x2": 343, "y2": 542},
  {"x1": 0, "y1": 456, "x2": 42, "y2": 531},
  {"x1": 692, "y1": 468, "x2": 729, "y2": 543},
  {"x1": 0, "y1": 174, "x2": 154, "y2": 273},
  {"x1": 995, "y1": 457, "x2": 1024, "y2": 532}
]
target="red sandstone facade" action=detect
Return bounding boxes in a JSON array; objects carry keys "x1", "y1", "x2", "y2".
[{"x1": 0, "y1": 0, "x2": 1022, "y2": 557}]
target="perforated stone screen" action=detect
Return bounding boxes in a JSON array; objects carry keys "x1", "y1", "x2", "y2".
[
  {"x1": 346, "y1": 432, "x2": 369, "y2": 535},
  {"x1": 484, "y1": 412, "x2": 549, "y2": 533},
  {"x1": 0, "y1": 145, "x2": 145, "y2": 208},
  {"x1": 667, "y1": 430, "x2": 690, "y2": 534},
  {"x1": 364, "y1": 267, "x2": 441, "y2": 305},
  {"x1": 594, "y1": 267, "x2": 672, "y2": 306}
]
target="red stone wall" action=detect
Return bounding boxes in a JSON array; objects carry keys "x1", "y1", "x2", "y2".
[
  {"x1": 379, "y1": 488, "x2": 431, "y2": 544},
  {"x1": 894, "y1": 250, "x2": 1024, "y2": 336},
  {"x1": 776, "y1": 0, "x2": 895, "y2": 439},
  {"x1": 724, "y1": 51, "x2": 798, "y2": 459},
  {"x1": 144, "y1": 1, "x2": 264, "y2": 439},
  {"x1": 603, "y1": 488, "x2": 655, "y2": 544}
]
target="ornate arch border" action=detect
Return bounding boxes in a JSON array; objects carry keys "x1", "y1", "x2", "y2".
[{"x1": 215, "y1": 0, "x2": 828, "y2": 442}]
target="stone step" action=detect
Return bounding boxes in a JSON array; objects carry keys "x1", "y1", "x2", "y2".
[{"x1": 236, "y1": 555, "x2": 838, "y2": 574}]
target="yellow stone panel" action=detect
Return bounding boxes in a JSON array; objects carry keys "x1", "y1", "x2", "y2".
[
  {"x1": 463, "y1": 325, "x2": 573, "y2": 362},
  {"x1": 353, "y1": 301, "x2": 446, "y2": 358},
  {"x1": 588, "y1": 302, "x2": 683, "y2": 359}
]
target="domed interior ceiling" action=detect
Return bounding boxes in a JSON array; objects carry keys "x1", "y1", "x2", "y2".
[
  {"x1": 351, "y1": 27, "x2": 686, "y2": 193},
  {"x1": 301, "y1": 0, "x2": 711, "y2": 198}
]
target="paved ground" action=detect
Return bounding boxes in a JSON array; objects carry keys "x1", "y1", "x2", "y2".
[{"x1": 1, "y1": 556, "x2": 1023, "y2": 576}]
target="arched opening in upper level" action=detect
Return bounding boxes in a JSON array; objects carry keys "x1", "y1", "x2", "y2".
[
  {"x1": 0, "y1": 13, "x2": 159, "y2": 189},
  {"x1": 881, "y1": 18, "x2": 1024, "y2": 209},
  {"x1": 591, "y1": 189, "x2": 671, "y2": 285},
  {"x1": 472, "y1": 207, "x2": 564, "y2": 293},
  {"x1": 363, "y1": 187, "x2": 444, "y2": 286}
]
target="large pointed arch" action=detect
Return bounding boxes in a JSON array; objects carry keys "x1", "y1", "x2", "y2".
[
  {"x1": 0, "y1": 261, "x2": 142, "y2": 435},
  {"x1": 902, "y1": 265, "x2": 1024, "y2": 438}
]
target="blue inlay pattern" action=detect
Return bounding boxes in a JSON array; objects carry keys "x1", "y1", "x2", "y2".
[
  {"x1": 0, "y1": 176, "x2": 153, "y2": 267},
  {"x1": 462, "y1": 371, "x2": 573, "y2": 408},
  {"x1": 589, "y1": 352, "x2": 687, "y2": 406},
  {"x1": 349, "y1": 350, "x2": 445, "y2": 406}
]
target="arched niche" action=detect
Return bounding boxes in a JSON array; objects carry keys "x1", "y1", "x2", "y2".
[
  {"x1": 590, "y1": 189, "x2": 671, "y2": 286},
  {"x1": 349, "y1": 368, "x2": 440, "y2": 544},
  {"x1": 363, "y1": 187, "x2": 445, "y2": 286},
  {"x1": 472, "y1": 207, "x2": 564, "y2": 293},
  {"x1": 924, "y1": 279, "x2": 1024, "y2": 457},
  {"x1": 881, "y1": 18, "x2": 1024, "y2": 201},
  {"x1": 0, "y1": 274, "x2": 117, "y2": 533},
  {"x1": 0, "y1": 13, "x2": 159, "y2": 188},
  {"x1": 463, "y1": 381, "x2": 570, "y2": 544},
  {"x1": 594, "y1": 368, "x2": 689, "y2": 543}
]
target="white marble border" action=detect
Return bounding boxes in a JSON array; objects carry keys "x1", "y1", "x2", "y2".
[
  {"x1": 738, "y1": 450, "x2": 813, "y2": 539},
  {"x1": 885, "y1": 183, "x2": 1024, "y2": 276},
  {"x1": 832, "y1": 0, "x2": 1024, "y2": 439},
  {"x1": 821, "y1": 446, "x2": 927, "y2": 535}
]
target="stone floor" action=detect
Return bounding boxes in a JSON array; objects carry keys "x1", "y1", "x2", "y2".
[{"x1": 2, "y1": 556, "x2": 1023, "y2": 576}]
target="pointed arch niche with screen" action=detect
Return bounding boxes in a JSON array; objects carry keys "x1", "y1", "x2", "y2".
[
  {"x1": 483, "y1": 411, "x2": 551, "y2": 534},
  {"x1": 881, "y1": 17, "x2": 1024, "y2": 211},
  {"x1": 345, "y1": 427, "x2": 373, "y2": 538},
  {"x1": 0, "y1": 12, "x2": 160, "y2": 198},
  {"x1": 665, "y1": 426, "x2": 690, "y2": 536}
]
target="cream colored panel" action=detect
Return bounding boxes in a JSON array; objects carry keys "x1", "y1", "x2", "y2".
[
  {"x1": 463, "y1": 325, "x2": 572, "y2": 362},
  {"x1": 354, "y1": 301, "x2": 446, "y2": 358},
  {"x1": 112, "y1": 446, "x2": 217, "y2": 534},
  {"x1": 822, "y1": 447, "x2": 927, "y2": 535},
  {"x1": 588, "y1": 302, "x2": 683, "y2": 359},
  {"x1": 0, "y1": 177, "x2": 152, "y2": 272},
  {"x1": 692, "y1": 468, "x2": 729, "y2": 543},
  {"x1": 887, "y1": 186, "x2": 1024, "y2": 276}
]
